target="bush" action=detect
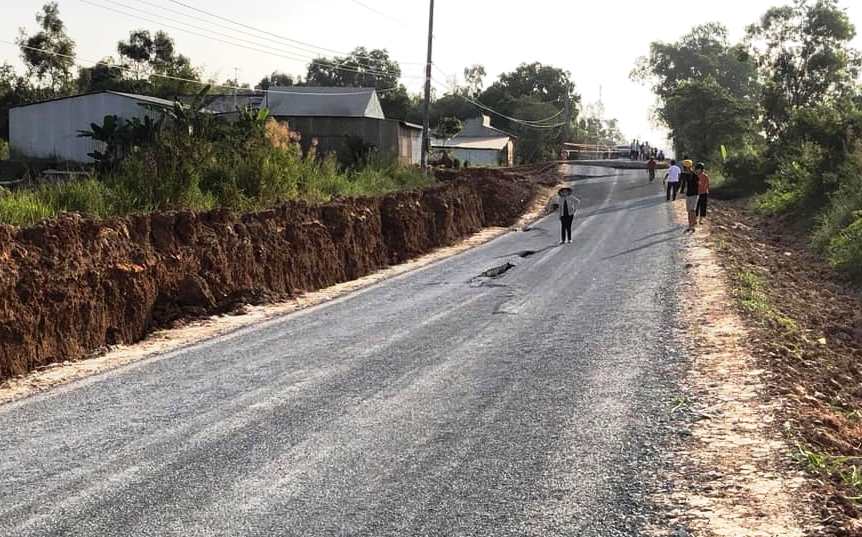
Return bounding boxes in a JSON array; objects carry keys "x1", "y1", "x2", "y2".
[
  {"x1": 0, "y1": 139, "x2": 9, "y2": 160},
  {"x1": 719, "y1": 152, "x2": 771, "y2": 196},
  {"x1": 755, "y1": 142, "x2": 825, "y2": 216},
  {"x1": 0, "y1": 113, "x2": 434, "y2": 227},
  {"x1": 826, "y1": 213, "x2": 862, "y2": 281}
]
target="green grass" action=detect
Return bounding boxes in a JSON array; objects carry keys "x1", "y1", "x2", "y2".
[
  {"x1": 796, "y1": 446, "x2": 862, "y2": 500},
  {"x1": 734, "y1": 270, "x2": 799, "y2": 333},
  {"x1": 0, "y1": 157, "x2": 433, "y2": 227}
]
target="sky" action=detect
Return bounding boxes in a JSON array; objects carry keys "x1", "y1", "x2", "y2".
[{"x1": 3, "y1": 0, "x2": 862, "y2": 151}]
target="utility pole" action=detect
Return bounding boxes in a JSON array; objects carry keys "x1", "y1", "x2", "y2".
[
  {"x1": 420, "y1": 0, "x2": 435, "y2": 171},
  {"x1": 233, "y1": 67, "x2": 239, "y2": 110}
]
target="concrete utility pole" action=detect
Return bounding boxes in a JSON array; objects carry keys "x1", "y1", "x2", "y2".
[{"x1": 420, "y1": 0, "x2": 435, "y2": 171}]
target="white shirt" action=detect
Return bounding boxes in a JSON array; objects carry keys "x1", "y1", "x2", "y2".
[
  {"x1": 666, "y1": 165, "x2": 681, "y2": 183},
  {"x1": 554, "y1": 194, "x2": 579, "y2": 217}
]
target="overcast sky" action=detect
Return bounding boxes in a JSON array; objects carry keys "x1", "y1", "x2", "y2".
[{"x1": 3, "y1": 0, "x2": 862, "y2": 149}]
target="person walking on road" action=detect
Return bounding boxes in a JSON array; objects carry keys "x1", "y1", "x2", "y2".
[
  {"x1": 552, "y1": 186, "x2": 578, "y2": 245},
  {"x1": 679, "y1": 160, "x2": 700, "y2": 232},
  {"x1": 664, "y1": 159, "x2": 681, "y2": 201},
  {"x1": 695, "y1": 162, "x2": 710, "y2": 224},
  {"x1": 647, "y1": 156, "x2": 657, "y2": 182}
]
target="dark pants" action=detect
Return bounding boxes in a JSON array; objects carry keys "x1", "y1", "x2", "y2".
[
  {"x1": 666, "y1": 182, "x2": 680, "y2": 201},
  {"x1": 697, "y1": 194, "x2": 708, "y2": 217},
  {"x1": 648, "y1": 169, "x2": 656, "y2": 181},
  {"x1": 560, "y1": 216, "x2": 573, "y2": 242}
]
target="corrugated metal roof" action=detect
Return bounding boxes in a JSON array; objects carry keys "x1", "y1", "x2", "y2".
[
  {"x1": 107, "y1": 91, "x2": 177, "y2": 108},
  {"x1": 432, "y1": 136, "x2": 511, "y2": 150},
  {"x1": 264, "y1": 87, "x2": 385, "y2": 119},
  {"x1": 9, "y1": 90, "x2": 179, "y2": 110}
]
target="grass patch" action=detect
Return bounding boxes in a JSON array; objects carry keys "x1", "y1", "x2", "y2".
[
  {"x1": 796, "y1": 446, "x2": 862, "y2": 500},
  {"x1": 734, "y1": 270, "x2": 799, "y2": 332}
]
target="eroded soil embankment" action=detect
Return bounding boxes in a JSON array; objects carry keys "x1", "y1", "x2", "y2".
[{"x1": 0, "y1": 169, "x2": 554, "y2": 381}]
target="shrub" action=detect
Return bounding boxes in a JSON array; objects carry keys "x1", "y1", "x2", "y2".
[
  {"x1": 0, "y1": 139, "x2": 9, "y2": 160},
  {"x1": 826, "y1": 212, "x2": 862, "y2": 281}
]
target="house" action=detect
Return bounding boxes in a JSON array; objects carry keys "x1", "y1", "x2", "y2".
[
  {"x1": 9, "y1": 91, "x2": 176, "y2": 162},
  {"x1": 431, "y1": 115, "x2": 517, "y2": 167},
  {"x1": 205, "y1": 87, "x2": 422, "y2": 166},
  {"x1": 261, "y1": 87, "x2": 422, "y2": 166}
]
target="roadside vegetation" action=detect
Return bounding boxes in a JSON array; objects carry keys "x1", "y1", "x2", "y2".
[
  {"x1": 0, "y1": 93, "x2": 430, "y2": 226},
  {"x1": 637, "y1": 0, "x2": 862, "y2": 527},
  {"x1": 635, "y1": 0, "x2": 862, "y2": 283}
]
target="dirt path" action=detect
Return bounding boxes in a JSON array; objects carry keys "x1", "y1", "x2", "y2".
[{"x1": 657, "y1": 200, "x2": 819, "y2": 536}]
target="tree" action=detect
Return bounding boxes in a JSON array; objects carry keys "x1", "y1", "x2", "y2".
[
  {"x1": 746, "y1": 0, "x2": 860, "y2": 140},
  {"x1": 476, "y1": 63, "x2": 579, "y2": 163},
  {"x1": 17, "y1": 2, "x2": 76, "y2": 93},
  {"x1": 115, "y1": 30, "x2": 200, "y2": 97},
  {"x1": 77, "y1": 59, "x2": 138, "y2": 93},
  {"x1": 634, "y1": 22, "x2": 760, "y2": 160},
  {"x1": 461, "y1": 65, "x2": 486, "y2": 97},
  {"x1": 306, "y1": 47, "x2": 412, "y2": 119},
  {"x1": 258, "y1": 71, "x2": 297, "y2": 90},
  {"x1": 434, "y1": 116, "x2": 463, "y2": 138},
  {"x1": 484, "y1": 62, "x2": 578, "y2": 109}
]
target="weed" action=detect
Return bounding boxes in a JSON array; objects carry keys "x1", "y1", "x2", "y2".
[
  {"x1": 796, "y1": 446, "x2": 862, "y2": 499},
  {"x1": 734, "y1": 270, "x2": 799, "y2": 332},
  {"x1": 670, "y1": 395, "x2": 690, "y2": 413}
]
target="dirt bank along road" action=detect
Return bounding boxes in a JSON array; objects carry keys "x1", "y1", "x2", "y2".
[{"x1": 1, "y1": 165, "x2": 694, "y2": 536}]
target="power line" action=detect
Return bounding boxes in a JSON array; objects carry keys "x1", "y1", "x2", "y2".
[
  {"x1": 2, "y1": 40, "x2": 403, "y2": 96},
  {"x1": 161, "y1": 0, "x2": 423, "y2": 64},
  {"x1": 81, "y1": 0, "x2": 424, "y2": 81},
  {"x1": 348, "y1": 0, "x2": 410, "y2": 26},
  {"x1": 104, "y1": 0, "x2": 411, "y2": 77},
  {"x1": 430, "y1": 76, "x2": 567, "y2": 128},
  {"x1": 133, "y1": 0, "x2": 423, "y2": 68}
]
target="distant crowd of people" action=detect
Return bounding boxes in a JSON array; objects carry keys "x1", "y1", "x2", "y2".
[{"x1": 629, "y1": 139, "x2": 665, "y2": 161}]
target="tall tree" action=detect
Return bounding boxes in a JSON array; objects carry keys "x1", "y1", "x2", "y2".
[
  {"x1": 115, "y1": 30, "x2": 200, "y2": 97},
  {"x1": 477, "y1": 63, "x2": 580, "y2": 163},
  {"x1": 461, "y1": 65, "x2": 486, "y2": 97},
  {"x1": 306, "y1": 47, "x2": 411, "y2": 119},
  {"x1": 634, "y1": 22, "x2": 760, "y2": 159},
  {"x1": 746, "y1": 0, "x2": 860, "y2": 140},
  {"x1": 17, "y1": 2, "x2": 76, "y2": 93}
]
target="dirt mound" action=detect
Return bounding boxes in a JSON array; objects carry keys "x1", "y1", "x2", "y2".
[{"x1": 0, "y1": 168, "x2": 557, "y2": 381}]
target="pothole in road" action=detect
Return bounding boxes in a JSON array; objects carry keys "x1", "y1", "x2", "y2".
[
  {"x1": 480, "y1": 262, "x2": 515, "y2": 278},
  {"x1": 517, "y1": 250, "x2": 536, "y2": 258}
]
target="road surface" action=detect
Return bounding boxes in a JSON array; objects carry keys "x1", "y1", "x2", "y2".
[{"x1": 1, "y1": 165, "x2": 690, "y2": 536}]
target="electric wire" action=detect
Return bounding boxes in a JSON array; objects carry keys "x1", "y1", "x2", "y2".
[
  {"x1": 133, "y1": 0, "x2": 424, "y2": 67},
  {"x1": 80, "y1": 0, "x2": 425, "y2": 81},
  {"x1": 430, "y1": 75, "x2": 568, "y2": 129},
  {"x1": 2, "y1": 40, "x2": 403, "y2": 96}
]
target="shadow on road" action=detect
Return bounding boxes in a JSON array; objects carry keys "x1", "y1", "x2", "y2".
[
  {"x1": 602, "y1": 234, "x2": 683, "y2": 260},
  {"x1": 578, "y1": 197, "x2": 666, "y2": 219}
]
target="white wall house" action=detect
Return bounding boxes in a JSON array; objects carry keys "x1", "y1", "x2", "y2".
[
  {"x1": 431, "y1": 115, "x2": 517, "y2": 167},
  {"x1": 9, "y1": 91, "x2": 175, "y2": 162}
]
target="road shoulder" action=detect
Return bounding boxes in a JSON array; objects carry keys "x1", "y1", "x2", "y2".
[{"x1": 657, "y1": 199, "x2": 819, "y2": 536}]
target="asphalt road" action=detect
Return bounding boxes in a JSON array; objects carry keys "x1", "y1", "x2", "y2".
[{"x1": 0, "y1": 165, "x2": 691, "y2": 536}]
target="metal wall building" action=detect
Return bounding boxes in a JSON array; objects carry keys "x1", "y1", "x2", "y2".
[
  {"x1": 9, "y1": 91, "x2": 175, "y2": 163},
  {"x1": 262, "y1": 87, "x2": 422, "y2": 166}
]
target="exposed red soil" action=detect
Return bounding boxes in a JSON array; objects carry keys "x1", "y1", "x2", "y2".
[
  {"x1": 709, "y1": 200, "x2": 862, "y2": 536},
  {"x1": 0, "y1": 167, "x2": 556, "y2": 381}
]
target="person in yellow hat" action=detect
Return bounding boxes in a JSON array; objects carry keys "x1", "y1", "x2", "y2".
[{"x1": 679, "y1": 160, "x2": 699, "y2": 232}]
